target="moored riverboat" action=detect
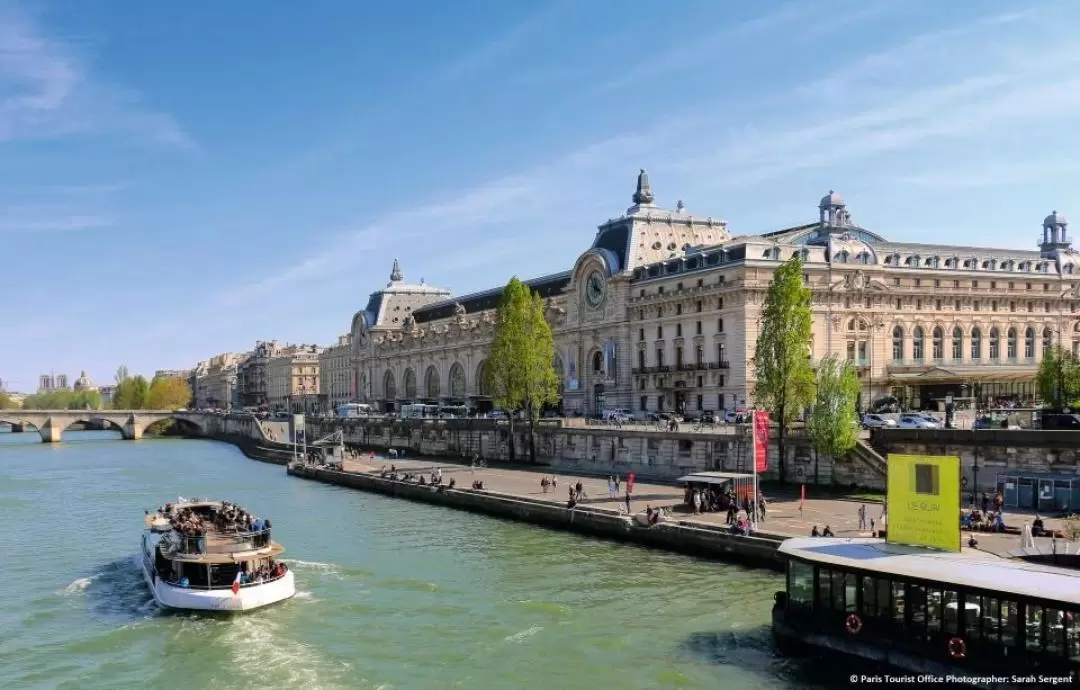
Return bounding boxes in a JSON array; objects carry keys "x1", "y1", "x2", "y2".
[
  {"x1": 141, "y1": 498, "x2": 295, "y2": 612},
  {"x1": 772, "y1": 537, "x2": 1080, "y2": 689}
]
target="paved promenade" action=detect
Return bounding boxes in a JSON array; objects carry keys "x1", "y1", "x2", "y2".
[{"x1": 342, "y1": 455, "x2": 1064, "y2": 557}]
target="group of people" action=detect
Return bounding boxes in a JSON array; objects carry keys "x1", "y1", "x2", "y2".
[
  {"x1": 164, "y1": 506, "x2": 208, "y2": 554},
  {"x1": 152, "y1": 501, "x2": 272, "y2": 554},
  {"x1": 238, "y1": 560, "x2": 288, "y2": 586},
  {"x1": 683, "y1": 485, "x2": 766, "y2": 526},
  {"x1": 810, "y1": 525, "x2": 835, "y2": 537},
  {"x1": 538, "y1": 475, "x2": 559, "y2": 493}
]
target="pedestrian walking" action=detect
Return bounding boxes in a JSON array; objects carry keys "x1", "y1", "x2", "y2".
[
  {"x1": 624, "y1": 492, "x2": 631, "y2": 514},
  {"x1": 858, "y1": 503, "x2": 867, "y2": 531}
]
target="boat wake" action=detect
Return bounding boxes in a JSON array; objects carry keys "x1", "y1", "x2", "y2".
[
  {"x1": 504, "y1": 625, "x2": 543, "y2": 643},
  {"x1": 216, "y1": 614, "x2": 353, "y2": 689},
  {"x1": 282, "y1": 559, "x2": 342, "y2": 576},
  {"x1": 79, "y1": 555, "x2": 159, "y2": 621}
]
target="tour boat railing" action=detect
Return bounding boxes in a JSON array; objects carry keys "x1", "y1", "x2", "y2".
[
  {"x1": 158, "y1": 564, "x2": 290, "y2": 591},
  {"x1": 164, "y1": 528, "x2": 274, "y2": 555}
]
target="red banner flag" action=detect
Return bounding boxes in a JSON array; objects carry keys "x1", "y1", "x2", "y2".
[
  {"x1": 627, "y1": 471, "x2": 636, "y2": 494},
  {"x1": 752, "y1": 410, "x2": 769, "y2": 473}
]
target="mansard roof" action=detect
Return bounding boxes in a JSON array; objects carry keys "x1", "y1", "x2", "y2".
[{"x1": 413, "y1": 271, "x2": 571, "y2": 324}]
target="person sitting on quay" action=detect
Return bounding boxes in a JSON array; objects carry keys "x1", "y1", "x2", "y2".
[
  {"x1": 447, "y1": 477, "x2": 456, "y2": 489},
  {"x1": 822, "y1": 525, "x2": 835, "y2": 537},
  {"x1": 1033, "y1": 514, "x2": 1045, "y2": 537},
  {"x1": 811, "y1": 525, "x2": 821, "y2": 537}
]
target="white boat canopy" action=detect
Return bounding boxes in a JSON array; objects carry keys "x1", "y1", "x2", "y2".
[{"x1": 677, "y1": 471, "x2": 755, "y2": 485}]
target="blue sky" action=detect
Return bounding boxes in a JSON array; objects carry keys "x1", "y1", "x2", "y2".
[{"x1": 3, "y1": 0, "x2": 1080, "y2": 392}]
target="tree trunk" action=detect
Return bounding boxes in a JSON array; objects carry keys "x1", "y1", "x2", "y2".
[
  {"x1": 507, "y1": 414, "x2": 516, "y2": 463},
  {"x1": 778, "y1": 404, "x2": 787, "y2": 484},
  {"x1": 813, "y1": 448, "x2": 819, "y2": 486}
]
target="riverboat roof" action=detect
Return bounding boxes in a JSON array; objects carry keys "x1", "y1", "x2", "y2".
[
  {"x1": 780, "y1": 537, "x2": 1080, "y2": 605},
  {"x1": 677, "y1": 471, "x2": 755, "y2": 485}
]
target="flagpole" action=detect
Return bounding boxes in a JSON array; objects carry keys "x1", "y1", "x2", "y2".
[{"x1": 751, "y1": 409, "x2": 758, "y2": 533}]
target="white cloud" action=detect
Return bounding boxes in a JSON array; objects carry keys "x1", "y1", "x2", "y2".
[
  {"x1": 0, "y1": 212, "x2": 114, "y2": 232},
  {"x1": 0, "y1": 3, "x2": 195, "y2": 148}
]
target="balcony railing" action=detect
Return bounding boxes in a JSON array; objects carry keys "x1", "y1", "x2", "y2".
[
  {"x1": 632, "y1": 361, "x2": 729, "y2": 375},
  {"x1": 888, "y1": 356, "x2": 1039, "y2": 367}
]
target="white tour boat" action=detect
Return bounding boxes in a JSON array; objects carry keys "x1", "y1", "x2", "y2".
[{"x1": 141, "y1": 498, "x2": 295, "y2": 612}]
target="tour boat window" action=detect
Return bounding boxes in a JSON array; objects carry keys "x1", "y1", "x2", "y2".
[
  {"x1": 891, "y1": 581, "x2": 906, "y2": 625},
  {"x1": 1001, "y1": 601, "x2": 1019, "y2": 648},
  {"x1": 1045, "y1": 608, "x2": 1066, "y2": 656},
  {"x1": 908, "y1": 584, "x2": 928, "y2": 639},
  {"x1": 831, "y1": 570, "x2": 853, "y2": 612},
  {"x1": 942, "y1": 590, "x2": 960, "y2": 634},
  {"x1": 1067, "y1": 612, "x2": 1080, "y2": 661},
  {"x1": 817, "y1": 567, "x2": 833, "y2": 611},
  {"x1": 787, "y1": 560, "x2": 813, "y2": 607},
  {"x1": 926, "y1": 588, "x2": 944, "y2": 635},
  {"x1": 861, "y1": 576, "x2": 891, "y2": 620},
  {"x1": 1027, "y1": 605, "x2": 1045, "y2": 652},
  {"x1": 970, "y1": 596, "x2": 997, "y2": 642}
]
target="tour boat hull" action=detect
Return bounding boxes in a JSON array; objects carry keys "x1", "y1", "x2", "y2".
[{"x1": 141, "y1": 559, "x2": 295, "y2": 612}]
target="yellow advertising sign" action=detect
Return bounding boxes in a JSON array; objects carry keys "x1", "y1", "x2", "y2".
[{"x1": 886, "y1": 454, "x2": 961, "y2": 552}]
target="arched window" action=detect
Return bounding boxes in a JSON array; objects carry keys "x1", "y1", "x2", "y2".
[
  {"x1": 1024, "y1": 327, "x2": 1035, "y2": 359},
  {"x1": 952, "y1": 327, "x2": 963, "y2": 360},
  {"x1": 971, "y1": 328, "x2": 982, "y2": 360},
  {"x1": 913, "y1": 326, "x2": 925, "y2": 361},
  {"x1": 989, "y1": 328, "x2": 1000, "y2": 359},
  {"x1": 424, "y1": 365, "x2": 440, "y2": 400},
  {"x1": 1043, "y1": 328, "x2": 1054, "y2": 357},
  {"x1": 932, "y1": 327, "x2": 944, "y2": 360},
  {"x1": 835, "y1": 250, "x2": 849, "y2": 263},
  {"x1": 592, "y1": 350, "x2": 604, "y2": 372},
  {"x1": 892, "y1": 326, "x2": 903, "y2": 362},
  {"x1": 1007, "y1": 328, "x2": 1018, "y2": 359},
  {"x1": 847, "y1": 319, "x2": 868, "y2": 363}
]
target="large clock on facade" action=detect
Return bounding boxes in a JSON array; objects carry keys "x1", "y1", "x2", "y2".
[{"x1": 585, "y1": 271, "x2": 606, "y2": 308}]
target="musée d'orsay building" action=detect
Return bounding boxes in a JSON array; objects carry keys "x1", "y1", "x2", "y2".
[{"x1": 348, "y1": 170, "x2": 1080, "y2": 416}]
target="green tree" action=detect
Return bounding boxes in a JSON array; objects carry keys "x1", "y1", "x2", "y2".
[
  {"x1": 484, "y1": 277, "x2": 558, "y2": 463},
  {"x1": 1036, "y1": 346, "x2": 1080, "y2": 410},
  {"x1": 113, "y1": 375, "x2": 150, "y2": 410},
  {"x1": 0, "y1": 390, "x2": 18, "y2": 409},
  {"x1": 115, "y1": 364, "x2": 129, "y2": 385},
  {"x1": 751, "y1": 255, "x2": 816, "y2": 482},
  {"x1": 148, "y1": 375, "x2": 193, "y2": 410},
  {"x1": 806, "y1": 356, "x2": 860, "y2": 484}
]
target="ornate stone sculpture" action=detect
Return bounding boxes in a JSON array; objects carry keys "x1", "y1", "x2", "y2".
[{"x1": 453, "y1": 302, "x2": 466, "y2": 318}]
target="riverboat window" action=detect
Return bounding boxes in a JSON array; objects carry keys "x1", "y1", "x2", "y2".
[
  {"x1": 942, "y1": 590, "x2": 960, "y2": 634},
  {"x1": 1069, "y1": 613, "x2": 1080, "y2": 661},
  {"x1": 1001, "y1": 601, "x2": 1019, "y2": 648},
  {"x1": 817, "y1": 567, "x2": 855, "y2": 612},
  {"x1": 926, "y1": 588, "x2": 944, "y2": 635},
  {"x1": 787, "y1": 561, "x2": 813, "y2": 607},
  {"x1": 891, "y1": 581, "x2": 906, "y2": 624},
  {"x1": 861, "y1": 576, "x2": 891, "y2": 619},
  {"x1": 817, "y1": 567, "x2": 833, "y2": 611},
  {"x1": 1027, "y1": 605, "x2": 1067, "y2": 655},
  {"x1": 1027, "y1": 605, "x2": 1043, "y2": 652},
  {"x1": 971, "y1": 596, "x2": 1000, "y2": 642},
  {"x1": 908, "y1": 584, "x2": 928, "y2": 638}
]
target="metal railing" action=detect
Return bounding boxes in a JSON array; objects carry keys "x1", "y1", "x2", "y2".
[
  {"x1": 167, "y1": 528, "x2": 273, "y2": 555},
  {"x1": 158, "y1": 564, "x2": 290, "y2": 591}
]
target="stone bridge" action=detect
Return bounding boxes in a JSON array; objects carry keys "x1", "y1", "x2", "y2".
[{"x1": 0, "y1": 410, "x2": 215, "y2": 443}]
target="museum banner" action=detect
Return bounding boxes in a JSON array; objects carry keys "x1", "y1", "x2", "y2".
[
  {"x1": 886, "y1": 454, "x2": 961, "y2": 552},
  {"x1": 752, "y1": 410, "x2": 769, "y2": 473}
]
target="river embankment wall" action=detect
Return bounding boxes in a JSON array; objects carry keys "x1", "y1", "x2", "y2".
[{"x1": 285, "y1": 463, "x2": 785, "y2": 570}]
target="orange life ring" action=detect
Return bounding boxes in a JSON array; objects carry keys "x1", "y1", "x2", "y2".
[
  {"x1": 948, "y1": 637, "x2": 966, "y2": 659},
  {"x1": 845, "y1": 613, "x2": 863, "y2": 635}
]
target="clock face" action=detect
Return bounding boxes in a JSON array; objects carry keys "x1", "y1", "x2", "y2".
[{"x1": 585, "y1": 271, "x2": 606, "y2": 308}]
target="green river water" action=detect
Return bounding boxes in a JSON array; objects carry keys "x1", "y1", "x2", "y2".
[{"x1": 0, "y1": 430, "x2": 831, "y2": 690}]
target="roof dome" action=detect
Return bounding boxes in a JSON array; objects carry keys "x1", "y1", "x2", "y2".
[
  {"x1": 1044, "y1": 210, "x2": 1067, "y2": 227},
  {"x1": 73, "y1": 370, "x2": 93, "y2": 390},
  {"x1": 820, "y1": 190, "x2": 845, "y2": 208}
]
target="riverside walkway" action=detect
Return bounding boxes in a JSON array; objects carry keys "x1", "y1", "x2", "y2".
[{"x1": 343, "y1": 455, "x2": 1062, "y2": 557}]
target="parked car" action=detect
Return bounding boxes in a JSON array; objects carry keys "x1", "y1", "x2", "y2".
[
  {"x1": 700, "y1": 410, "x2": 718, "y2": 424},
  {"x1": 861, "y1": 413, "x2": 896, "y2": 429},
  {"x1": 897, "y1": 414, "x2": 939, "y2": 429}
]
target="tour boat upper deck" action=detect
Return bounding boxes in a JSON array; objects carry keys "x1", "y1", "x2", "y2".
[{"x1": 141, "y1": 498, "x2": 295, "y2": 612}]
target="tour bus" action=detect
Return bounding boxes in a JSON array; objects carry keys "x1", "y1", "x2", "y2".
[
  {"x1": 437, "y1": 405, "x2": 470, "y2": 418},
  {"x1": 335, "y1": 403, "x2": 372, "y2": 419},
  {"x1": 400, "y1": 404, "x2": 438, "y2": 419}
]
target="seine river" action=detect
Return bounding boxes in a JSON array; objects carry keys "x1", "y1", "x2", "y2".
[{"x1": 0, "y1": 429, "x2": 830, "y2": 690}]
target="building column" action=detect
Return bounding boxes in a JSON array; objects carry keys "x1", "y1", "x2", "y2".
[{"x1": 39, "y1": 417, "x2": 62, "y2": 443}]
